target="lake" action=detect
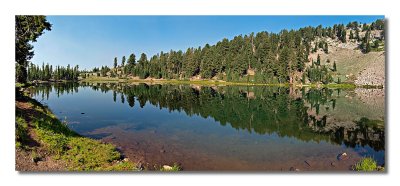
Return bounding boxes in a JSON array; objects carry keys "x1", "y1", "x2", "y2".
[{"x1": 30, "y1": 82, "x2": 385, "y2": 171}]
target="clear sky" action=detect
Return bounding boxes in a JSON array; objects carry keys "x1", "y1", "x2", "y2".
[{"x1": 31, "y1": 16, "x2": 384, "y2": 70}]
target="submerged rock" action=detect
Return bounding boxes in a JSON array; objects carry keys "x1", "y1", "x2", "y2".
[{"x1": 337, "y1": 152, "x2": 349, "y2": 161}]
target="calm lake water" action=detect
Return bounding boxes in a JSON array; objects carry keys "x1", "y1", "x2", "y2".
[{"x1": 30, "y1": 82, "x2": 385, "y2": 171}]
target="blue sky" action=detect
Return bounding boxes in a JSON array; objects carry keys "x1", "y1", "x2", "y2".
[{"x1": 31, "y1": 16, "x2": 384, "y2": 70}]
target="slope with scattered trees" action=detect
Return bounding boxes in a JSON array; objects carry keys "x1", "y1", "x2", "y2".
[{"x1": 85, "y1": 19, "x2": 385, "y2": 87}]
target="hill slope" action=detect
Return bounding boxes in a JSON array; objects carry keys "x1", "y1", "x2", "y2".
[{"x1": 309, "y1": 30, "x2": 385, "y2": 86}]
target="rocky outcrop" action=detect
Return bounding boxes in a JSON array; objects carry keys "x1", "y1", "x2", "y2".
[{"x1": 354, "y1": 52, "x2": 385, "y2": 86}]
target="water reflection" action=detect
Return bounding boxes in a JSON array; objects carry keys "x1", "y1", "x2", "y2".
[{"x1": 30, "y1": 82, "x2": 385, "y2": 152}]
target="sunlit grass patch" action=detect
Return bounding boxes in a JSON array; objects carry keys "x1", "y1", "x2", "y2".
[
  {"x1": 64, "y1": 137, "x2": 121, "y2": 171},
  {"x1": 354, "y1": 157, "x2": 378, "y2": 171}
]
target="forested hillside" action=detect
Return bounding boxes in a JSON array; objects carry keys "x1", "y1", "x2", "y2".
[{"x1": 89, "y1": 19, "x2": 385, "y2": 85}]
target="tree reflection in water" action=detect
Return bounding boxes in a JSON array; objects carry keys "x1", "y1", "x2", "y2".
[{"x1": 30, "y1": 82, "x2": 385, "y2": 152}]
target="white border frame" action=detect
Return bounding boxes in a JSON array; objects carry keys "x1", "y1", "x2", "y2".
[{"x1": 1, "y1": 1, "x2": 398, "y2": 186}]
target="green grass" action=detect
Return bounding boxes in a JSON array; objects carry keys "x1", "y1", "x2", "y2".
[
  {"x1": 64, "y1": 137, "x2": 122, "y2": 171},
  {"x1": 36, "y1": 129, "x2": 69, "y2": 157},
  {"x1": 81, "y1": 76, "x2": 124, "y2": 82},
  {"x1": 15, "y1": 82, "x2": 26, "y2": 88},
  {"x1": 354, "y1": 157, "x2": 378, "y2": 171},
  {"x1": 15, "y1": 116, "x2": 29, "y2": 149},
  {"x1": 302, "y1": 83, "x2": 357, "y2": 89},
  {"x1": 16, "y1": 88, "x2": 138, "y2": 171}
]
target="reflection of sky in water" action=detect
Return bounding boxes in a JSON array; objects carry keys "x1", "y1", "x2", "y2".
[{"x1": 32, "y1": 85, "x2": 385, "y2": 168}]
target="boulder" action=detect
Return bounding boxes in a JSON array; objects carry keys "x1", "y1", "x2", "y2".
[{"x1": 162, "y1": 165, "x2": 173, "y2": 171}]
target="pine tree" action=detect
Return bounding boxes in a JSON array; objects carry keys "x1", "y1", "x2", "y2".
[
  {"x1": 366, "y1": 42, "x2": 371, "y2": 53},
  {"x1": 340, "y1": 29, "x2": 346, "y2": 43},
  {"x1": 333, "y1": 61, "x2": 337, "y2": 72},
  {"x1": 355, "y1": 28, "x2": 360, "y2": 41},
  {"x1": 114, "y1": 57, "x2": 118, "y2": 69},
  {"x1": 126, "y1": 53, "x2": 136, "y2": 75},
  {"x1": 121, "y1": 56, "x2": 126, "y2": 67},
  {"x1": 374, "y1": 40, "x2": 380, "y2": 48},
  {"x1": 323, "y1": 42, "x2": 329, "y2": 54},
  {"x1": 363, "y1": 29, "x2": 372, "y2": 53},
  {"x1": 15, "y1": 16, "x2": 52, "y2": 83},
  {"x1": 128, "y1": 53, "x2": 136, "y2": 65},
  {"x1": 313, "y1": 42, "x2": 318, "y2": 53},
  {"x1": 137, "y1": 53, "x2": 149, "y2": 78}
]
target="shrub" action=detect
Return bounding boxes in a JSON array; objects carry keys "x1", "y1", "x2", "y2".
[{"x1": 355, "y1": 157, "x2": 378, "y2": 171}]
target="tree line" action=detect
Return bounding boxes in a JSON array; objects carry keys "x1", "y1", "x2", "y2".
[
  {"x1": 27, "y1": 63, "x2": 80, "y2": 81},
  {"x1": 95, "y1": 19, "x2": 384, "y2": 84}
]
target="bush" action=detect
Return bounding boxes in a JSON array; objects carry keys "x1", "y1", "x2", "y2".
[{"x1": 355, "y1": 157, "x2": 378, "y2": 171}]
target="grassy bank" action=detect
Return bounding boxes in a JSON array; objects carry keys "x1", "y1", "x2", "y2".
[
  {"x1": 81, "y1": 76, "x2": 370, "y2": 89},
  {"x1": 16, "y1": 85, "x2": 138, "y2": 171}
]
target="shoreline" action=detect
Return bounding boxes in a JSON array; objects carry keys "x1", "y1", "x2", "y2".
[
  {"x1": 16, "y1": 83, "x2": 181, "y2": 171},
  {"x1": 79, "y1": 77, "x2": 384, "y2": 89},
  {"x1": 15, "y1": 84, "x2": 139, "y2": 171}
]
